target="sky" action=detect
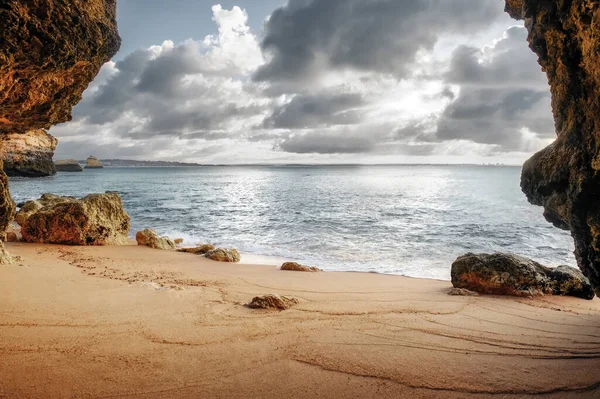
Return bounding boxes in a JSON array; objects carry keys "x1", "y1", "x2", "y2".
[{"x1": 50, "y1": 0, "x2": 554, "y2": 165}]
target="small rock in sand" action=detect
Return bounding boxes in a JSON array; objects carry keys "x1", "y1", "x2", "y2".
[
  {"x1": 177, "y1": 244, "x2": 215, "y2": 255},
  {"x1": 281, "y1": 262, "x2": 322, "y2": 273},
  {"x1": 205, "y1": 248, "x2": 241, "y2": 263},
  {"x1": 135, "y1": 229, "x2": 175, "y2": 251},
  {"x1": 248, "y1": 294, "x2": 299, "y2": 310},
  {"x1": 447, "y1": 288, "x2": 479, "y2": 296}
]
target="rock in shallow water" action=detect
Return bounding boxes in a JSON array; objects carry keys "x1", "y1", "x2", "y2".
[
  {"x1": 248, "y1": 294, "x2": 299, "y2": 310},
  {"x1": 135, "y1": 229, "x2": 175, "y2": 251},
  {"x1": 1, "y1": 130, "x2": 57, "y2": 177},
  {"x1": 205, "y1": 248, "x2": 241, "y2": 263},
  {"x1": 85, "y1": 156, "x2": 103, "y2": 169},
  {"x1": 55, "y1": 159, "x2": 83, "y2": 172},
  {"x1": 452, "y1": 253, "x2": 595, "y2": 300},
  {"x1": 281, "y1": 262, "x2": 322, "y2": 272},
  {"x1": 19, "y1": 193, "x2": 130, "y2": 246}
]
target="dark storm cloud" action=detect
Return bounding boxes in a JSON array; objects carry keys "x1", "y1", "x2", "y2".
[
  {"x1": 254, "y1": 0, "x2": 505, "y2": 82},
  {"x1": 264, "y1": 92, "x2": 365, "y2": 129},
  {"x1": 277, "y1": 131, "x2": 376, "y2": 154},
  {"x1": 435, "y1": 26, "x2": 554, "y2": 150}
]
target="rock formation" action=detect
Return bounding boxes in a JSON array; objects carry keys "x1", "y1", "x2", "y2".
[
  {"x1": 452, "y1": 253, "x2": 595, "y2": 300},
  {"x1": 0, "y1": 161, "x2": 15, "y2": 236},
  {"x1": 0, "y1": 241, "x2": 19, "y2": 265},
  {"x1": 177, "y1": 244, "x2": 216, "y2": 255},
  {"x1": 247, "y1": 294, "x2": 299, "y2": 310},
  {"x1": 0, "y1": 1, "x2": 120, "y2": 134},
  {"x1": 85, "y1": 156, "x2": 104, "y2": 169},
  {"x1": 15, "y1": 193, "x2": 76, "y2": 226},
  {"x1": 280, "y1": 262, "x2": 322, "y2": 272},
  {"x1": 135, "y1": 229, "x2": 176, "y2": 251},
  {"x1": 504, "y1": 1, "x2": 600, "y2": 295},
  {"x1": 55, "y1": 159, "x2": 83, "y2": 172},
  {"x1": 1, "y1": 129, "x2": 57, "y2": 177},
  {"x1": 0, "y1": 0, "x2": 120, "y2": 251},
  {"x1": 205, "y1": 248, "x2": 241, "y2": 263},
  {"x1": 18, "y1": 193, "x2": 130, "y2": 245}
]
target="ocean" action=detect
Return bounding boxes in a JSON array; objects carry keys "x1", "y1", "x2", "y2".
[{"x1": 8, "y1": 165, "x2": 575, "y2": 280}]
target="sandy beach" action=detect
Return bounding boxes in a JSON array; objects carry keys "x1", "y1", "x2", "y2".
[{"x1": 0, "y1": 242, "x2": 599, "y2": 398}]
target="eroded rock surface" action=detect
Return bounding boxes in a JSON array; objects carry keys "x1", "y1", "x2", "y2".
[
  {"x1": 85, "y1": 156, "x2": 103, "y2": 169},
  {"x1": 0, "y1": 1, "x2": 120, "y2": 134},
  {"x1": 0, "y1": 162, "x2": 15, "y2": 235},
  {"x1": 452, "y1": 253, "x2": 595, "y2": 300},
  {"x1": 19, "y1": 193, "x2": 130, "y2": 245},
  {"x1": 247, "y1": 294, "x2": 299, "y2": 310},
  {"x1": 178, "y1": 244, "x2": 216, "y2": 255},
  {"x1": 1, "y1": 129, "x2": 57, "y2": 177},
  {"x1": 55, "y1": 159, "x2": 83, "y2": 172},
  {"x1": 205, "y1": 248, "x2": 241, "y2": 263},
  {"x1": 136, "y1": 229, "x2": 176, "y2": 251},
  {"x1": 281, "y1": 262, "x2": 322, "y2": 273},
  {"x1": 505, "y1": 1, "x2": 600, "y2": 295}
]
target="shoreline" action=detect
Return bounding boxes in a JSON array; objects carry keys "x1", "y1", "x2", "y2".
[{"x1": 1, "y1": 241, "x2": 599, "y2": 398}]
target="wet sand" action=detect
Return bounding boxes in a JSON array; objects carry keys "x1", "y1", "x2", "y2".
[{"x1": 1, "y1": 242, "x2": 600, "y2": 398}]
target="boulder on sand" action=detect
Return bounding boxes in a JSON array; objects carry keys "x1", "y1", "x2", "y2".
[
  {"x1": 135, "y1": 229, "x2": 175, "y2": 251},
  {"x1": 18, "y1": 193, "x2": 130, "y2": 246},
  {"x1": 55, "y1": 159, "x2": 83, "y2": 172},
  {"x1": 178, "y1": 244, "x2": 215, "y2": 255},
  {"x1": 247, "y1": 294, "x2": 299, "y2": 310},
  {"x1": 15, "y1": 193, "x2": 77, "y2": 226},
  {"x1": 85, "y1": 156, "x2": 103, "y2": 169},
  {"x1": 451, "y1": 253, "x2": 595, "y2": 300},
  {"x1": 281, "y1": 262, "x2": 322, "y2": 273},
  {"x1": 205, "y1": 248, "x2": 241, "y2": 263}
]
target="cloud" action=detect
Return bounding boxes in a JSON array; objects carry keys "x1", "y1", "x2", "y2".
[
  {"x1": 51, "y1": 4, "x2": 552, "y2": 165},
  {"x1": 435, "y1": 26, "x2": 554, "y2": 151},
  {"x1": 264, "y1": 91, "x2": 365, "y2": 129},
  {"x1": 54, "y1": 5, "x2": 270, "y2": 147},
  {"x1": 254, "y1": 0, "x2": 506, "y2": 84}
]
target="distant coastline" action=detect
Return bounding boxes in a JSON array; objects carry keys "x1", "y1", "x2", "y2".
[{"x1": 71, "y1": 159, "x2": 519, "y2": 168}]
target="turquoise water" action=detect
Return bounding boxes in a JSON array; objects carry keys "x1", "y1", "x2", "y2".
[{"x1": 8, "y1": 165, "x2": 575, "y2": 280}]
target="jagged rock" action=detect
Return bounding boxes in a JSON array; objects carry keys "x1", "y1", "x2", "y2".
[
  {"x1": 205, "y1": 248, "x2": 241, "y2": 263},
  {"x1": 0, "y1": 162, "x2": 15, "y2": 235},
  {"x1": 135, "y1": 229, "x2": 175, "y2": 251},
  {"x1": 1, "y1": 130, "x2": 57, "y2": 177},
  {"x1": 504, "y1": 1, "x2": 600, "y2": 296},
  {"x1": 20, "y1": 193, "x2": 130, "y2": 245},
  {"x1": 85, "y1": 156, "x2": 103, "y2": 169},
  {"x1": 247, "y1": 294, "x2": 299, "y2": 310},
  {"x1": 452, "y1": 253, "x2": 595, "y2": 300},
  {"x1": 174, "y1": 238, "x2": 184, "y2": 245},
  {"x1": 447, "y1": 288, "x2": 479, "y2": 297},
  {"x1": 178, "y1": 244, "x2": 216, "y2": 255},
  {"x1": 281, "y1": 262, "x2": 322, "y2": 273},
  {"x1": 15, "y1": 193, "x2": 76, "y2": 226},
  {"x1": 548, "y1": 266, "x2": 596, "y2": 301},
  {"x1": 55, "y1": 159, "x2": 83, "y2": 172},
  {"x1": 0, "y1": 1, "x2": 120, "y2": 134}
]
